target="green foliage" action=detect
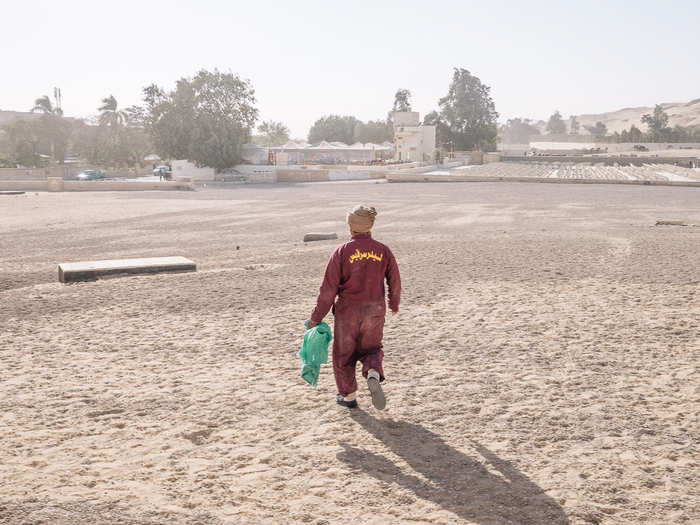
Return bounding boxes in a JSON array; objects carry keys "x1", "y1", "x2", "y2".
[
  {"x1": 641, "y1": 105, "x2": 671, "y2": 141},
  {"x1": 2, "y1": 113, "x2": 73, "y2": 166},
  {"x1": 73, "y1": 95, "x2": 152, "y2": 167},
  {"x1": 422, "y1": 110, "x2": 449, "y2": 149},
  {"x1": 584, "y1": 121, "x2": 607, "y2": 139},
  {"x1": 143, "y1": 69, "x2": 258, "y2": 171},
  {"x1": 612, "y1": 122, "x2": 700, "y2": 143},
  {"x1": 353, "y1": 120, "x2": 393, "y2": 144},
  {"x1": 392, "y1": 89, "x2": 412, "y2": 112},
  {"x1": 253, "y1": 121, "x2": 290, "y2": 146},
  {"x1": 546, "y1": 111, "x2": 566, "y2": 134},
  {"x1": 71, "y1": 121, "x2": 108, "y2": 165},
  {"x1": 622, "y1": 124, "x2": 644, "y2": 142},
  {"x1": 435, "y1": 68, "x2": 499, "y2": 151},
  {"x1": 121, "y1": 126, "x2": 152, "y2": 167},
  {"x1": 308, "y1": 115, "x2": 360, "y2": 144},
  {"x1": 667, "y1": 124, "x2": 700, "y2": 142},
  {"x1": 143, "y1": 83, "x2": 193, "y2": 160},
  {"x1": 569, "y1": 116, "x2": 580, "y2": 135},
  {"x1": 307, "y1": 115, "x2": 393, "y2": 145},
  {"x1": 40, "y1": 114, "x2": 72, "y2": 163},
  {"x1": 32, "y1": 93, "x2": 63, "y2": 117},
  {"x1": 98, "y1": 95, "x2": 127, "y2": 127},
  {"x1": 124, "y1": 105, "x2": 148, "y2": 128},
  {"x1": 3, "y1": 119, "x2": 43, "y2": 167},
  {"x1": 503, "y1": 118, "x2": 540, "y2": 144},
  {"x1": 69, "y1": 111, "x2": 151, "y2": 168},
  {"x1": 33, "y1": 96, "x2": 54, "y2": 114}
]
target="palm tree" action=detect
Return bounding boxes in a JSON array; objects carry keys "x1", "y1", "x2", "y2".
[
  {"x1": 31, "y1": 93, "x2": 66, "y2": 161},
  {"x1": 32, "y1": 95, "x2": 62, "y2": 116},
  {"x1": 33, "y1": 95, "x2": 53, "y2": 113},
  {"x1": 98, "y1": 95, "x2": 127, "y2": 127}
]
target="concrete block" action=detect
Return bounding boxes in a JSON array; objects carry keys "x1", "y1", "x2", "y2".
[
  {"x1": 303, "y1": 233, "x2": 338, "y2": 242},
  {"x1": 58, "y1": 256, "x2": 196, "y2": 283},
  {"x1": 174, "y1": 176, "x2": 195, "y2": 190},
  {"x1": 47, "y1": 177, "x2": 64, "y2": 192}
]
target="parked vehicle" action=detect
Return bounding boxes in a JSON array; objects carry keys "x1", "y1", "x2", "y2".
[
  {"x1": 153, "y1": 165, "x2": 172, "y2": 180},
  {"x1": 76, "y1": 170, "x2": 107, "y2": 181}
]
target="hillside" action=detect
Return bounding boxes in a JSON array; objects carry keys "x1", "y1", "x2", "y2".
[{"x1": 531, "y1": 98, "x2": 700, "y2": 135}]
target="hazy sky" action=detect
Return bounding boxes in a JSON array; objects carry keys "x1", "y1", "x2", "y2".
[{"x1": 2, "y1": 0, "x2": 699, "y2": 138}]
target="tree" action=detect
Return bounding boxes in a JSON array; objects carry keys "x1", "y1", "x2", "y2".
[
  {"x1": 121, "y1": 126, "x2": 152, "y2": 167},
  {"x1": 423, "y1": 110, "x2": 449, "y2": 149},
  {"x1": 585, "y1": 121, "x2": 607, "y2": 139},
  {"x1": 435, "y1": 68, "x2": 498, "y2": 151},
  {"x1": 546, "y1": 111, "x2": 566, "y2": 135},
  {"x1": 143, "y1": 83, "x2": 194, "y2": 161},
  {"x1": 32, "y1": 90, "x2": 63, "y2": 117},
  {"x1": 392, "y1": 89, "x2": 412, "y2": 112},
  {"x1": 33, "y1": 96, "x2": 56, "y2": 115},
  {"x1": 124, "y1": 105, "x2": 148, "y2": 128},
  {"x1": 95, "y1": 96, "x2": 127, "y2": 166},
  {"x1": 569, "y1": 116, "x2": 580, "y2": 135},
  {"x1": 143, "y1": 69, "x2": 258, "y2": 171},
  {"x1": 98, "y1": 95, "x2": 127, "y2": 127},
  {"x1": 31, "y1": 91, "x2": 68, "y2": 162},
  {"x1": 69, "y1": 100, "x2": 152, "y2": 168},
  {"x1": 253, "y1": 120, "x2": 290, "y2": 146},
  {"x1": 307, "y1": 115, "x2": 360, "y2": 144},
  {"x1": 39, "y1": 114, "x2": 72, "y2": 163},
  {"x1": 627, "y1": 124, "x2": 644, "y2": 142},
  {"x1": 502, "y1": 118, "x2": 540, "y2": 144},
  {"x1": 71, "y1": 120, "x2": 103, "y2": 165},
  {"x1": 3, "y1": 119, "x2": 43, "y2": 167},
  {"x1": 353, "y1": 119, "x2": 393, "y2": 144},
  {"x1": 641, "y1": 104, "x2": 670, "y2": 142}
]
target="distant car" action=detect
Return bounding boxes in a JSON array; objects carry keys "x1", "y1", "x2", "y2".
[
  {"x1": 76, "y1": 170, "x2": 107, "y2": 181},
  {"x1": 153, "y1": 165, "x2": 172, "y2": 180}
]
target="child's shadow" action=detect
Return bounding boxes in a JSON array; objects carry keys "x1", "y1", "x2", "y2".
[{"x1": 338, "y1": 410, "x2": 569, "y2": 524}]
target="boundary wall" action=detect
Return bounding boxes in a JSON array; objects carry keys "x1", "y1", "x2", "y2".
[
  {"x1": 0, "y1": 177, "x2": 195, "y2": 192},
  {"x1": 245, "y1": 168, "x2": 388, "y2": 184},
  {"x1": 386, "y1": 173, "x2": 700, "y2": 187},
  {"x1": 0, "y1": 167, "x2": 153, "y2": 181},
  {"x1": 501, "y1": 156, "x2": 697, "y2": 166}
]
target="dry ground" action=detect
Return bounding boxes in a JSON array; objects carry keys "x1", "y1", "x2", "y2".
[{"x1": 1, "y1": 181, "x2": 698, "y2": 525}]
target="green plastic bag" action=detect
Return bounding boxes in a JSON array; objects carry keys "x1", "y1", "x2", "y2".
[{"x1": 297, "y1": 321, "x2": 332, "y2": 388}]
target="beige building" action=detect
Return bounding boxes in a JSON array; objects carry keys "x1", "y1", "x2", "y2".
[{"x1": 392, "y1": 111, "x2": 436, "y2": 162}]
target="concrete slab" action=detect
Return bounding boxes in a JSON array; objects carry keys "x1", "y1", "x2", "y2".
[
  {"x1": 58, "y1": 256, "x2": 196, "y2": 283},
  {"x1": 303, "y1": 233, "x2": 338, "y2": 242}
]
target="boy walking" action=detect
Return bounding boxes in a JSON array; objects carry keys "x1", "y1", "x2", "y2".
[{"x1": 307, "y1": 205, "x2": 401, "y2": 409}]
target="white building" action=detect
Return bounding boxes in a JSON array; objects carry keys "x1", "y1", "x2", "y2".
[{"x1": 392, "y1": 111, "x2": 436, "y2": 162}]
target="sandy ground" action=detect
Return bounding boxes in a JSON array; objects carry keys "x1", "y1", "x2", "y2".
[{"x1": 1, "y1": 181, "x2": 699, "y2": 525}]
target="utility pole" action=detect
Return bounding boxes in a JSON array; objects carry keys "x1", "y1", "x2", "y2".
[{"x1": 53, "y1": 87, "x2": 62, "y2": 115}]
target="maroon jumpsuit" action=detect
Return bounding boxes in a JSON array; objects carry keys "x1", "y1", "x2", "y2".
[{"x1": 310, "y1": 233, "x2": 401, "y2": 397}]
